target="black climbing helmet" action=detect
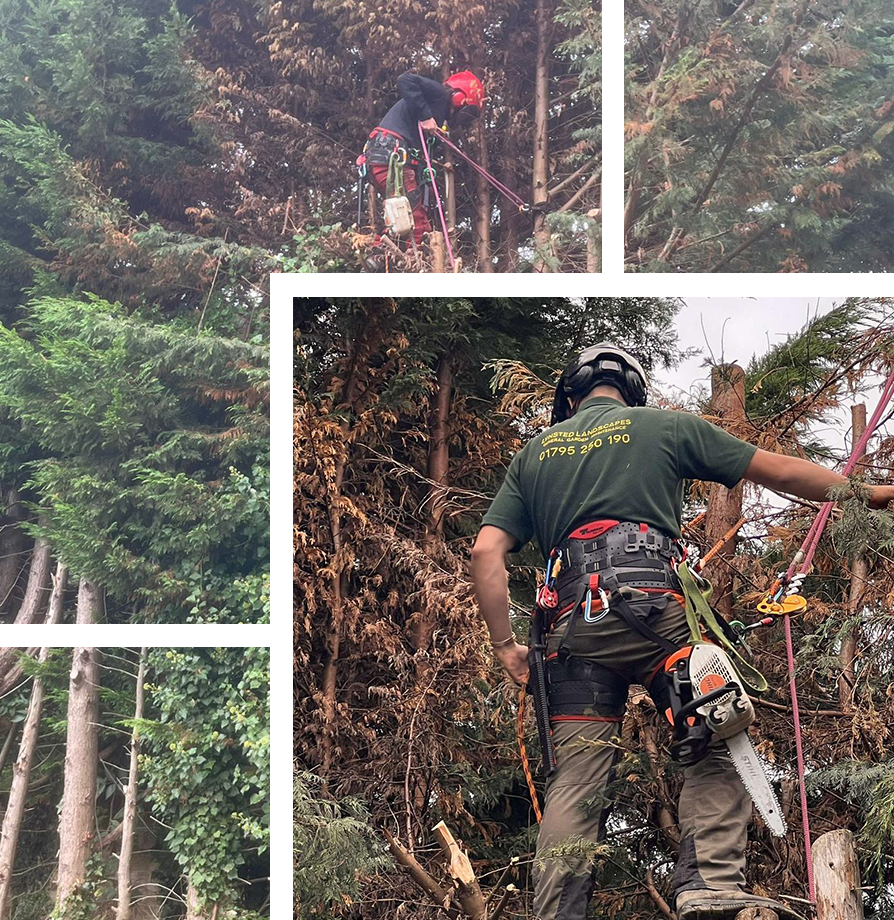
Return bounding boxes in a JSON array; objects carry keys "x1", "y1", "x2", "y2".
[{"x1": 550, "y1": 343, "x2": 648, "y2": 425}]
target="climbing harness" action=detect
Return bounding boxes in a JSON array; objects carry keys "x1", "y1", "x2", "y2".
[
  {"x1": 432, "y1": 127, "x2": 531, "y2": 214},
  {"x1": 753, "y1": 364, "x2": 894, "y2": 904},
  {"x1": 520, "y1": 519, "x2": 782, "y2": 830}
]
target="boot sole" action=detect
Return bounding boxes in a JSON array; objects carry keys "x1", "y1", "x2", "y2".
[{"x1": 677, "y1": 897, "x2": 807, "y2": 920}]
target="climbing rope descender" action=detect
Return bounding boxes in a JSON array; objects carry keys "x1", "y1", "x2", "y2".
[{"x1": 756, "y1": 571, "x2": 808, "y2": 616}]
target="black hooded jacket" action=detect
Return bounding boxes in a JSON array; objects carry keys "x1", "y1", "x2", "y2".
[{"x1": 377, "y1": 73, "x2": 452, "y2": 144}]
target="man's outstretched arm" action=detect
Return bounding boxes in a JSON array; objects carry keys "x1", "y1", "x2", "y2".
[
  {"x1": 743, "y1": 448, "x2": 894, "y2": 507},
  {"x1": 471, "y1": 525, "x2": 530, "y2": 685}
]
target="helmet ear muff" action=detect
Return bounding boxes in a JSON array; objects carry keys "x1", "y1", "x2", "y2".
[{"x1": 549, "y1": 345, "x2": 648, "y2": 426}]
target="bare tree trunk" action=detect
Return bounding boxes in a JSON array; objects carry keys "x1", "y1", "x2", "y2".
[
  {"x1": 0, "y1": 649, "x2": 48, "y2": 919},
  {"x1": 424, "y1": 356, "x2": 453, "y2": 550},
  {"x1": 76, "y1": 577, "x2": 101, "y2": 624},
  {"x1": 0, "y1": 490, "x2": 25, "y2": 614},
  {"x1": 429, "y1": 231, "x2": 447, "y2": 273},
  {"x1": 0, "y1": 624, "x2": 46, "y2": 696},
  {"x1": 840, "y1": 404, "x2": 867, "y2": 712},
  {"x1": 532, "y1": 0, "x2": 552, "y2": 271},
  {"x1": 185, "y1": 879, "x2": 206, "y2": 920},
  {"x1": 117, "y1": 648, "x2": 147, "y2": 920},
  {"x1": 319, "y1": 363, "x2": 362, "y2": 776},
  {"x1": 813, "y1": 829, "x2": 864, "y2": 920},
  {"x1": 0, "y1": 537, "x2": 53, "y2": 684},
  {"x1": 584, "y1": 106, "x2": 614, "y2": 297},
  {"x1": 56, "y1": 647, "x2": 100, "y2": 908},
  {"x1": 704, "y1": 364, "x2": 746, "y2": 621},
  {"x1": 474, "y1": 119, "x2": 493, "y2": 272}
]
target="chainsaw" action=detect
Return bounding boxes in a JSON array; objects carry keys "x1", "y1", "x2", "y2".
[{"x1": 663, "y1": 643, "x2": 787, "y2": 837}]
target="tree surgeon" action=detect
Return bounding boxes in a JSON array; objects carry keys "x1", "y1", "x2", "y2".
[
  {"x1": 471, "y1": 344, "x2": 894, "y2": 920},
  {"x1": 360, "y1": 71, "x2": 484, "y2": 247}
]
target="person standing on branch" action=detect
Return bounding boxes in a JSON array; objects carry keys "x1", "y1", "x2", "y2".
[
  {"x1": 361, "y1": 71, "x2": 484, "y2": 247},
  {"x1": 471, "y1": 344, "x2": 894, "y2": 920}
]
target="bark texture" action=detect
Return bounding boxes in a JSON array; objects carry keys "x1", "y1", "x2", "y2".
[
  {"x1": 0, "y1": 537, "x2": 52, "y2": 682},
  {"x1": 116, "y1": 648, "x2": 147, "y2": 920},
  {"x1": 839, "y1": 404, "x2": 867, "y2": 711},
  {"x1": 0, "y1": 648, "x2": 49, "y2": 919},
  {"x1": 704, "y1": 363, "x2": 746, "y2": 620},
  {"x1": 813, "y1": 829, "x2": 864, "y2": 920},
  {"x1": 76, "y1": 577, "x2": 101, "y2": 624},
  {"x1": 56, "y1": 647, "x2": 100, "y2": 907},
  {"x1": 531, "y1": 0, "x2": 552, "y2": 271}
]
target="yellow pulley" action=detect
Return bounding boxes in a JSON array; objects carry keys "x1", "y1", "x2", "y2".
[{"x1": 756, "y1": 593, "x2": 808, "y2": 616}]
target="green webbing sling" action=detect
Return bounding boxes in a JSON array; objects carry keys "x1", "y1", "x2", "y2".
[
  {"x1": 386, "y1": 149, "x2": 406, "y2": 199},
  {"x1": 676, "y1": 561, "x2": 768, "y2": 695}
]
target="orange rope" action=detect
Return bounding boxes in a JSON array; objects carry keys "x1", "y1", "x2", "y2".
[
  {"x1": 700, "y1": 515, "x2": 747, "y2": 567},
  {"x1": 682, "y1": 511, "x2": 706, "y2": 533},
  {"x1": 517, "y1": 687, "x2": 543, "y2": 824}
]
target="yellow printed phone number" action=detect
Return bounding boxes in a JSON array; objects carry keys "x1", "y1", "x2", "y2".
[{"x1": 539, "y1": 433, "x2": 630, "y2": 461}]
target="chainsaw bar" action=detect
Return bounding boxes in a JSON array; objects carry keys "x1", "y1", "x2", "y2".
[{"x1": 726, "y1": 730, "x2": 787, "y2": 837}]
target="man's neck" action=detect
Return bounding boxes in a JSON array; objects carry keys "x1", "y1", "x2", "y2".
[{"x1": 581, "y1": 387, "x2": 626, "y2": 405}]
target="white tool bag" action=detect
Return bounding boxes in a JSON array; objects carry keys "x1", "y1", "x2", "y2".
[{"x1": 383, "y1": 195, "x2": 414, "y2": 237}]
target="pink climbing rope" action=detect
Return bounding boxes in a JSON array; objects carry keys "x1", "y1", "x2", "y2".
[
  {"x1": 419, "y1": 123, "x2": 456, "y2": 270},
  {"x1": 432, "y1": 127, "x2": 530, "y2": 212},
  {"x1": 780, "y1": 364, "x2": 894, "y2": 904}
]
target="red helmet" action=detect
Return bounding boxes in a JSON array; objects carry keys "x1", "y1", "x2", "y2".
[{"x1": 445, "y1": 71, "x2": 485, "y2": 109}]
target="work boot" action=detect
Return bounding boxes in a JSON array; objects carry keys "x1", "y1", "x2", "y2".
[
  {"x1": 676, "y1": 889, "x2": 806, "y2": 919},
  {"x1": 363, "y1": 254, "x2": 386, "y2": 272}
]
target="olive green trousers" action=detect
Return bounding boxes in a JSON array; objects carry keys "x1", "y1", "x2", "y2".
[{"x1": 533, "y1": 593, "x2": 751, "y2": 920}]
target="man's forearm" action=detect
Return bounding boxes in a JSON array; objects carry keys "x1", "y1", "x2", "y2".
[
  {"x1": 767, "y1": 455, "x2": 848, "y2": 503},
  {"x1": 470, "y1": 550, "x2": 513, "y2": 642}
]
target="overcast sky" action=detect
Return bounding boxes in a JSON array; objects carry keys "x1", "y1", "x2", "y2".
[
  {"x1": 657, "y1": 297, "x2": 864, "y2": 456},
  {"x1": 660, "y1": 297, "x2": 840, "y2": 398}
]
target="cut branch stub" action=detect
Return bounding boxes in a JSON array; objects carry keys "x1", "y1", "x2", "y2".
[{"x1": 432, "y1": 821, "x2": 488, "y2": 920}]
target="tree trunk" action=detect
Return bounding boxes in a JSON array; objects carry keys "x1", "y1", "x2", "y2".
[
  {"x1": 429, "y1": 231, "x2": 447, "y2": 273},
  {"x1": 185, "y1": 879, "x2": 206, "y2": 920},
  {"x1": 56, "y1": 647, "x2": 100, "y2": 908},
  {"x1": 117, "y1": 647, "x2": 147, "y2": 920},
  {"x1": 0, "y1": 537, "x2": 53, "y2": 683},
  {"x1": 0, "y1": 490, "x2": 25, "y2": 614},
  {"x1": 813, "y1": 829, "x2": 864, "y2": 920},
  {"x1": 424, "y1": 356, "x2": 453, "y2": 550},
  {"x1": 76, "y1": 577, "x2": 101, "y2": 624},
  {"x1": 704, "y1": 364, "x2": 746, "y2": 621},
  {"x1": 0, "y1": 648, "x2": 49, "y2": 919},
  {"x1": 474, "y1": 119, "x2": 493, "y2": 272},
  {"x1": 532, "y1": 0, "x2": 552, "y2": 271},
  {"x1": 840, "y1": 404, "x2": 867, "y2": 712}
]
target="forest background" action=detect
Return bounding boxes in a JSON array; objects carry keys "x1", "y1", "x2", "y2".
[
  {"x1": 295, "y1": 297, "x2": 894, "y2": 919},
  {"x1": 298, "y1": 0, "x2": 894, "y2": 297},
  {"x1": 0, "y1": 0, "x2": 294, "y2": 920}
]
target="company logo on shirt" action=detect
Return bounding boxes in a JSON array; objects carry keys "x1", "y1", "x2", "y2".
[{"x1": 537, "y1": 419, "x2": 632, "y2": 462}]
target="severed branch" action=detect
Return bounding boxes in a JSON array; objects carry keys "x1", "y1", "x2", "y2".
[
  {"x1": 432, "y1": 822, "x2": 488, "y2": 920},
  {"x1": 645, "y1": 869, "x2": 677, "y2": 919},
  {"x1": 383, "y1": 829, "x2": 460, "y2": 919}
]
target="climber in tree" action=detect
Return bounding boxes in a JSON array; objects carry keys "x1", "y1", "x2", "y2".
[
  {"x1": 361, "y1": 71, "x2": 485, "y2": 247},
  {"x1": 471, "y1": 343, "x2": 894, "y2": 920}
]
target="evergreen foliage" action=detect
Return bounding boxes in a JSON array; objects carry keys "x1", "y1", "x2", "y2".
[{"x1": 0, "y1": 297, "x2": 269, "y2": 623}]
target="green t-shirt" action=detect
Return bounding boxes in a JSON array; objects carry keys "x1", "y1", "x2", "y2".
[{"x1": 482, "y1": 396, "x2": 757, "y2": 557}]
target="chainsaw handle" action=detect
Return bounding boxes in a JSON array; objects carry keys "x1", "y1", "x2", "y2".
[{"x1": 673, "y1": 682, "x2": 739, "y2": 730}]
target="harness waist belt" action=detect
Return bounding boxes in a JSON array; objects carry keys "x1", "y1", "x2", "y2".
[{"x1": 551, "y1": 520, "x2": 682, "y2": 616}]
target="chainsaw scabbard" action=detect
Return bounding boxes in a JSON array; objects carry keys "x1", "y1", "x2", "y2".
[{"x1": 528, "y1": 608, "x2": 557, "y2": 779}]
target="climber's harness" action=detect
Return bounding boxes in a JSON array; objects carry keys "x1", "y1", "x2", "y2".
[
  {"x1": 356, "y1": 128, "x2": 436, "y2": 215},
  {"x1": 527, "y1": 519, "x2": 768, "y2": 779}
]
